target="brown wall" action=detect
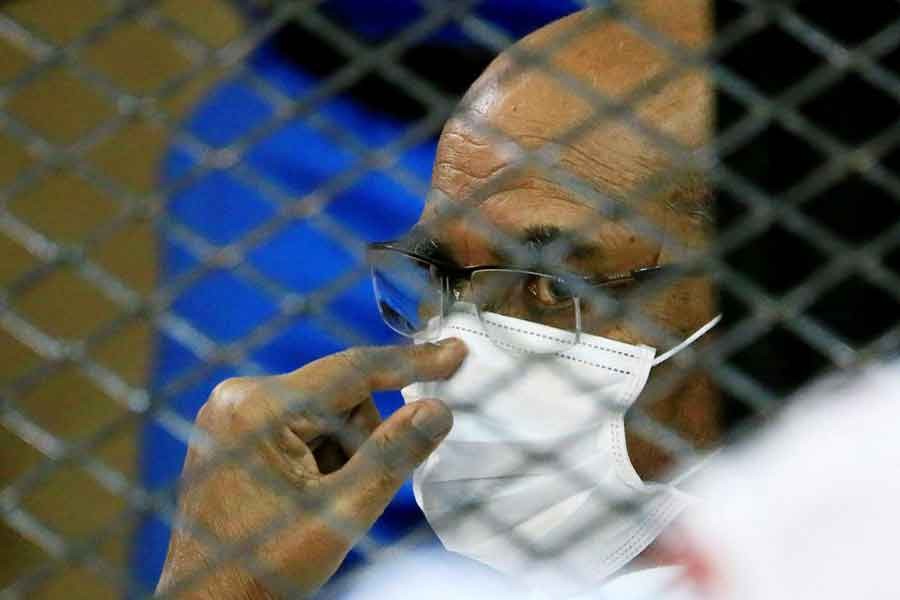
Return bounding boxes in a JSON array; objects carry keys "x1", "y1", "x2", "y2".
[{"x1": 0, "y1": 1, "x2": 242, "y2": 597}]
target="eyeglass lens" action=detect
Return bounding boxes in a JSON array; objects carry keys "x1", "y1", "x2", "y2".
[{"x1": 370, "y1": 250, "x2": 443, "y2": 337}]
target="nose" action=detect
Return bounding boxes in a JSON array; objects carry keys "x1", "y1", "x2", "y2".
[{"x1": 447, "y1": 277, "x2": 477, "y2": 307}]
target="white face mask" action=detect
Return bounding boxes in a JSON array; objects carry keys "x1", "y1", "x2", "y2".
[{"x1": 401, "y1": 304, "x2": 720, "y2": 596}]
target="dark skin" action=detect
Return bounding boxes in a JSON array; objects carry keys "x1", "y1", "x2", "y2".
[{"x1": 158, "y1": 3, "x2": 718, "y2": 598}]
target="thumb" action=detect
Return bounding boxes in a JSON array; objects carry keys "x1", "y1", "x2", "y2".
[{"x1": 326, "y1": 399, "x2": 452, "y2": 532}]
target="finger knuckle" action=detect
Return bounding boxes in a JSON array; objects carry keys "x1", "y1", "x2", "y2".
[
  {"x1": 198, "y1": 376, "x2": 263, "y2": 435},
  {"x1": 371, "y1": 434, "x2": 408, "y2": 483},
  {"x1": 334, "y1": 347, "x2": 373, "y2": 378},
  {"x1": 366, "y1": 449, "x2": 403, "y2": 492},
  {"x1": 333, "y1": 347, "x2": 391, "y2": 394}
]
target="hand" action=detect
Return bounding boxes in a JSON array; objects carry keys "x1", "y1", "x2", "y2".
[{"x1": 155, "y1": 339, "x2": 467, "y2": 599}]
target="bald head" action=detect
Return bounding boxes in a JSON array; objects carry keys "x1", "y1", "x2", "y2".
[{"x1": 426, "y1": 2, "x2": 714, "y2": 241}]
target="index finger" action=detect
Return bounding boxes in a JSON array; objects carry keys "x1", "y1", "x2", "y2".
[{"x1": 274, "y1": 338, "x2": 467, "y2": 414}]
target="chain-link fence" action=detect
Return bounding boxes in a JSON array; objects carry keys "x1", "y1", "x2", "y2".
[{"x1": 1, "y1": 0, "x2": 899, "y2": 598}]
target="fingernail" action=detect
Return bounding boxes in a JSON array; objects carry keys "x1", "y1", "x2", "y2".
[
  {"x1": 435, "y1": 337, "x2": 462, "y2": 348},
  {"x1": 411, "y1": 402, "x2": 453, "y2": 440},
  {"x1": 434, "y1": 338, "x2": 467, "y2": 359}
]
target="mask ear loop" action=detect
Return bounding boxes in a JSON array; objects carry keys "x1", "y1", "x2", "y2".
[
  {"x1": 651, "y1": 314, "x2": 722, "y2": 367},
  {"x1": 669, "y1": 447, "x2": 723, "y2": 487}
]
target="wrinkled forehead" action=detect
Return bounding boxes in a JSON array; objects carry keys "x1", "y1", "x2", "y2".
[
  {"x1": 422, "y1": 113, "x2": 678, "y2": 218},
  {"x1": 415, "y1": 120, "x2": 709, "y2": 270}
]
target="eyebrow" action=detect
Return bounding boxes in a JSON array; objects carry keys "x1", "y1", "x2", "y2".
[
  {"x1": 398, "y1": 224, "x2": 600, "y2": 269},
  {"x1": 509, "y1": 224, "x2": 600, "y2": 264},
  {"x1": 399, "y1": 226, "x2": 457, "y2": 266}
]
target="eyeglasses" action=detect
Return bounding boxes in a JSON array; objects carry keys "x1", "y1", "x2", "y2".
[{"x1": 367, "y1": 241, "x2": 673, "y2": 353}]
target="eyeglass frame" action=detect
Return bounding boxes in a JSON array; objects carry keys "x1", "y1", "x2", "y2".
[{"x1": 367, "y1": 241, "x2": 676, "y2": 341}]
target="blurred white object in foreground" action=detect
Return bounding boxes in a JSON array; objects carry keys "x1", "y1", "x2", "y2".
[{"x1": 681, "y1": 361, "x2": 900, "y2": 600}]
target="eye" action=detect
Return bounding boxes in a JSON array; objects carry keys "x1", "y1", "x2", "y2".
[{"x1": 526, "y1": 275, "x2": 574, "y2": 307}]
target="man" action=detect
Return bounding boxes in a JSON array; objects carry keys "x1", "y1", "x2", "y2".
[
  {"x1": 140, "y1": 1, "x2": 578, "y2": 585},
  {"x1": 156, "y1": 3, "x2": 719, "y2": 597}
]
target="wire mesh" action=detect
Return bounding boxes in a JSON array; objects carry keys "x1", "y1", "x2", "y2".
[{"x1": 1, "y1": 0, "x2": 898, "y2": 598}]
